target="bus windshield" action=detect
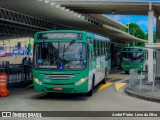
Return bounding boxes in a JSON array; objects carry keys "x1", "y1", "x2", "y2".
[
  {"x1": 34, "y1": 42, "x2": 86, "y2": 70},
  {"x1": 121, "y1": 52, "x2": 143, "y2": 62}
]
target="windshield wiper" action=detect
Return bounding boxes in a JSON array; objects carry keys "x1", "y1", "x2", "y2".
[
  {"x1": 61, "y1": 40, "x2": 75, "y2": 65},
  {"x1": 64, "y1": 40, "x2": 75, "y2": 52}
]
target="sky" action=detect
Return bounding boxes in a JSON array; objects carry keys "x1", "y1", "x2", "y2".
[{"x1": 107, "y1": 15, "x2": 156, "y2": 33}]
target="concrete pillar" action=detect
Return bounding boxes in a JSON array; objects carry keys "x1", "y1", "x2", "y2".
[
  {"x1": 148, "y1": 4, "x2": 154, "y2": 82},
  {"x1": 156, "y1": 20, "x2": 160, "y2": 77},
  {"x1": 156, "y1": 19, "x2": 160, "y2": 41}
]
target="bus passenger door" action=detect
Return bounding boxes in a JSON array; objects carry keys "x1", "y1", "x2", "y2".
[{"x1": 88, "y1": 41, "x2": 96, "y2": 91}]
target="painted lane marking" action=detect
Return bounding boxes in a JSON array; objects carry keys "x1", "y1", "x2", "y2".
[
  {"x1": 108, "y1": 74, "x2": 129, "y2": 79},
  {"x1": 98, "y1": 82, "x2": 113, "y2": 91},
  {"x1": 114, "y1": 83, "x2": 127, "y2": 91}
]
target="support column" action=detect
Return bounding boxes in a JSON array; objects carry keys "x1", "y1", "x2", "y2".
[
  {"x1": 156, "y1": 19, "x2": 160, "y2": 77},
  {"x1": 148, "y1": 3, "x2": 154, "y2": 82},
  {"x1": 156, "y1": 19, "x2": 160, "y2": 41}
]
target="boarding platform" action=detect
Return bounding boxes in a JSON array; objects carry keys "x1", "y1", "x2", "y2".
[{"x1": 125, "y1": 69, "x2": 160, "y2": 102}]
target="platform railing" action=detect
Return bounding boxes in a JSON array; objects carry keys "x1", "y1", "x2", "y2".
[
  {"x1": 128, "y1": 68, "x2": 160, "y2": 97},
  {"x1": 0, "y1": 64, "x2": 32, "y2": 88},
  {"x1": 129, "y1": 69, "x2": 138, "y2": 89}
]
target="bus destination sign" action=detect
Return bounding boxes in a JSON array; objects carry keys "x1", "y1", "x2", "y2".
[
  {"x1": 123, "y1": 48, "x2": 142, "y2": 52},
  {"x1": 37, "y1": 33, "x2": 82, "y2": 40}
]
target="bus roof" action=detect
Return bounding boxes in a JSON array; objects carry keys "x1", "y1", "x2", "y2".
[
  {"x1": 86, "y1": 32, "x2": 110, "y2": 41},
  {"x1": 34, "y1": 30, "x2": 110, "y2": 41}
]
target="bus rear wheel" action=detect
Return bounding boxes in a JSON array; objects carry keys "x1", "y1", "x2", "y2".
[
  {"x1": 125, "y1": 71, "x2": 129, "y2": 74},
  {"x1": 102, "y1": 69, "x2": 107, "y2": 84}
]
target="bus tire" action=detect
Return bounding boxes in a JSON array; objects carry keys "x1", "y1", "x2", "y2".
[
  {"x1": 86, "y1": 75, "x2": 95, "y2": 96},
  {"x1": 102, "y1": 68, "x2": 107, "y2": 84},
  {"x1": 125, "y1": 71, "x2": 129, "y2": 74}
]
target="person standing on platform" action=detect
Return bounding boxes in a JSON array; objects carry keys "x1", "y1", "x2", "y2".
[
  {"x1": 23, "y1": 57, "x2": 29, "y2": 81},
  {"x1": 28, "y1": 58, "x2": 31, "y2": 65},
  {"x1": 22, "y1": 57, "x2": 27, "y2": 65}
]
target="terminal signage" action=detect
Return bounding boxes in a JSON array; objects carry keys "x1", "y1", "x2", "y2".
[{"x1": 37, "y1": 33, "x2": 82, "y2": 40}]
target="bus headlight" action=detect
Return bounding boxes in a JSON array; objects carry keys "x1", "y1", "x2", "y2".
[
  {"x1": 33, "y1": 77, "x2": 43, "y2": 85},
  {"x1": 75, "y1": 77, "x2": 87, "y2": 86}
]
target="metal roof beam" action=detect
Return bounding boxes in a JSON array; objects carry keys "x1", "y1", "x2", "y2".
[{"x1": 0, "y1": 7, "x2": 73, "y2": 33}]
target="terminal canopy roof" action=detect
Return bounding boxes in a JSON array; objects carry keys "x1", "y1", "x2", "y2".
[
  {"x1": 55, "y1": 0, "x2": 160, "y2": 18},
  {"x1": 0, "y1": 0, "x2": 149, "y2": 42}
]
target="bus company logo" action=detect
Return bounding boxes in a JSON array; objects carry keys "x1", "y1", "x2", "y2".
[{"x1": 2, "y1": 112, "x2": 11, "y2": 117}]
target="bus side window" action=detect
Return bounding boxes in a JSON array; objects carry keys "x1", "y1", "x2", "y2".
[
  {"x1": 105, "y1": 42, "x2": 108, "y2": 54},
  {"x1": 102, "y1": 41, "x2": 105, "y2": 55},
  {"x1": 97, "y1": 40, "x2": 99, "y2": 56},
  {"x1": 90, "y1": 38, "x2": 94, "y2": 57},
  {"x1": 108, "y1": 42, "x2": 110, "y2": 49},
  {"x1": 101, "y1": 41, "x2": 103, "y2": 55},
  {"x1": 94, "y1": 39, "x2": 96, "y2": 57},
  {"x1": 95, "y1": 40, "x2": 98, "y2": 56},
  {"x1": 104, "y1": 41, "x2": 106, "y2": 53},
  {"x1": 98, "y1": 40, "x2": 101, "y2": 56},
  {"x1": 88, "y1": 37, "x2": 93, "y2": 59},
  {"x1": 146, "y1": 51, "x2": 148, "y2": 59}
]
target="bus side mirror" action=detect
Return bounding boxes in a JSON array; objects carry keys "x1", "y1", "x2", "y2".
[{"x1": 89, "y1": 44, "x2": 94, "y2": 52}]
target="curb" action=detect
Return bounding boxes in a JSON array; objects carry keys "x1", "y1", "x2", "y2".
[{"x1": 125, "y1": 87, "x2": 160, "y2": 103}]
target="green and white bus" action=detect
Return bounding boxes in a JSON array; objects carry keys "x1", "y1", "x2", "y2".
[
  {"x1": 33, "y1": 30, "x2": 111, "y2": 96},
  {"x1": 121, "y1": 47, "x2": 156, "y2": 73}
]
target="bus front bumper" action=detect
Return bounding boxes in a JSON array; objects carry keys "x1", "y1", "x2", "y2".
[
  {"x1": 33, "y1": 79, "x2": 88, "y2": 93},
  {"x1": 122, "y1": 65, "x2": 143, "y2": 72}
]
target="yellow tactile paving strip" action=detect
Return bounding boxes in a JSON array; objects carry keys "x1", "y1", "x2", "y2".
[
  {"x1": 98, "y1": 82, "x2": 127, "y2": 92},
  {"x1": 98, "y1": 82, "x2": 113, "y2": 91},
  {"x1": 114, "y1": 83, "x2": 127, "y2": 91},
  {"x1": 98, "y1": 72, "x2": 128, "y2": 91}
]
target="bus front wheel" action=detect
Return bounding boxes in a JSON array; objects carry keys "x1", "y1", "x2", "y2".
[{"x1": 47, "y1": 92, "x2": 53, "y2": 96}]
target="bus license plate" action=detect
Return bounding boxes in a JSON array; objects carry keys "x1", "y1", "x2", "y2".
[{"x1": 54, "y1": 87, "x2": 62, "y2": 91}]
